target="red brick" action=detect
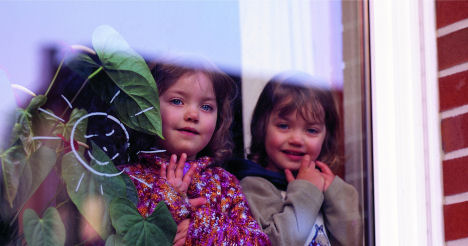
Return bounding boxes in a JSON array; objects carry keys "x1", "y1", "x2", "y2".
[
  {"x1": 437, "y1": 28, "x2": 468, "y2": 70},
  {"x1": 441, "y1": 113, "x2": 468, "y2": 152},
  {"x1": 439, "y1": 70, "x2": 468, "y2": 111},
  {"x1": 436, "y1": 0, "x2": 468, "y2": 28},
  {"x1": 444, "y1": 201, "x2": 468, "y2": 241},
  {"x1": 443, "y1": 156, "x2": 468, "y2": 195}
]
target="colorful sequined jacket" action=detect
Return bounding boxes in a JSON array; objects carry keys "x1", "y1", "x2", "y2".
[{"x1": 118, "y1": 154, "x2": 271, "y2": 246}]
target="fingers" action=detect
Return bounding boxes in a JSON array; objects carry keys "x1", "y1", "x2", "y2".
[
  {"x1": 173, "y1": 219, "x2": 189, "y2": 245},
  {"x1": 315, "y1": 161, "x2": 333, "y2": 174},
  {"x1": 284, "y1": 169, "x2": 295, "y2": 183},
  {"x1": 173, "y1": 237, "x2": 185, "y2": 246},
  {"x1": 189, "y1": 197, "x2": 207, "y2": 209},
  {"x1": 182, "y1": 163, "x2": 197, "y2": 187},
  {"x1": 160, "y1": 161, "x2": 167, "y2": 179},
  {"x1": 174, "y1": 153, "x2": 187, "y2": 180},
  {"x1": 167, "y1": 154, "x2": 177, "y2": 180},
  {"x1": 299, "y1": 155, "x2": 311, "y2": 173}
]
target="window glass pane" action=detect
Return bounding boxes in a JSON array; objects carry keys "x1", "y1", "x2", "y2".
[{"x1": 0, "y1": 1, "x2": 372, "y2": 245}]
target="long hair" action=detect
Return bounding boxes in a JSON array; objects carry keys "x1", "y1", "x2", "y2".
[
  {"x1": 248, "y1": 71, "x2": 341, "y2": 169},
  {"x1": 149, "y1": 56, "x2": 236, "y2": 164}
]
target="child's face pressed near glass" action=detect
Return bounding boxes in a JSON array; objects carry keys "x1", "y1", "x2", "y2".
[
  {"x1": 265, "y1": 109, "x2": 326, "y2": 172},
  {"x1": 159, "y1": 72, "x2": 217, "y2": 160}
]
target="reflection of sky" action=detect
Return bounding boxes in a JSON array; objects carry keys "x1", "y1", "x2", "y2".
[
  {"x1": 0, "y1": 1, "x2": 241, "y2": 93},
  {"x1": 0, "y1": 0, "x2": 344, "y2": 149}
]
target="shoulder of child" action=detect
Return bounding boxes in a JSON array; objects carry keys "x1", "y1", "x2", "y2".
[{"x1": 324, "y1": 176, "x2": 359, "y2": 202}]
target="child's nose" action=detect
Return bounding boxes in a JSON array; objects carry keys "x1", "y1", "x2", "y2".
[
  {"x1": 288, "y1": 131, "x2": 304, "y2": 146},
  {"x1": 184, "y1": 105, "x2": 199, "y2": 122}
]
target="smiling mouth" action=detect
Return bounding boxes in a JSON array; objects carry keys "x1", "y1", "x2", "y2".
[
  {"x1": 178, "y1": 127, "x2": 199, "y2": 135},
  {"x1": 282, "y1": 150, "x2": 305, "y2": 157}
]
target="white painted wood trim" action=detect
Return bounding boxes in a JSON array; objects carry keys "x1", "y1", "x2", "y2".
[
  {"x1": 369, "y1": 0, "x2": 443, "y2": 245},
  {"x1": 445, "y1": 191, "x2": 468, "y2": 205}
]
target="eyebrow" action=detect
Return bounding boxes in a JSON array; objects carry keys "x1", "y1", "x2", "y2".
[
  {"x1": 275, "y1": 114, "x2": 323, "y2": 125},
  {"x1": 167, "y1": 90, "x2": 216, "y2": 102}
]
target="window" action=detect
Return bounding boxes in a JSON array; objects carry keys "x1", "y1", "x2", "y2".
[{"x1": 0, "y1": 1, "x2": 374, "y2": 245}]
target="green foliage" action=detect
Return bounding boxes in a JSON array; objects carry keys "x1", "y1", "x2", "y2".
[
  {"x1": 105, "y1": 234, "x2": 126, "y2": 246},
  {"x1": 66, "y1": 25, "x2": 163, "y2": 138},
  {"x1": 109, "y1": 198, "x2": 177, "y2": 246},
  {"x1": 11, "y1": 95, "x2": 47, "y2": 155},
  {"x1": 1, "y1": 144, "x2": 56, "y2": 211},
  {"x1": 93, "y1": 25, "x2": 162, "y2": 138},
  {"x1": 61, "y1": 142, "x2": 130, "y2": 239},
  {"x1": 23, "y1": 207, "x2": 66, "y2": 246},
  {"x1": 0, "y1": 25, "x2": 172, "y2": 245}
]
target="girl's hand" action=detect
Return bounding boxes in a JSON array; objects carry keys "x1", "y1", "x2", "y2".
[
  {"x1": 284, "y1": 155, "x2": 325, "y2": 191},
  {"x1": 173, "y1": 219, "x2": 189, "y2": 246},
  {"x1": 172, "y1": 197, "x2": 206, "y2": 246},
  {"x1": 315, "y1": 161, "x2": 335, "y2": 191},
  {"x1": 161, "y1": 153, "x2": 197, "y2": 194}
]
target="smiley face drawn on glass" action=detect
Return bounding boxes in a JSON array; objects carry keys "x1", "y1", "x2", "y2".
[{"x1": 70, "y1": 112, "x2": 128, "y2": 177}]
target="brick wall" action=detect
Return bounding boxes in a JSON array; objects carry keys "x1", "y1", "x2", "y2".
[{"x1": 436, "y1": 0, "x2": 468, "y2": 244}]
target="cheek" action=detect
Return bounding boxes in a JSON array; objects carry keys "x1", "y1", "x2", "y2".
[
  {"x1": 264, "y1": 128, "x2": 279, "y2": 152},
  {"x1": 307, "y1": 137, "x2": 326, "y2": 160},
  {"x1": 204, "y1": 114, "x2": 218, "y2": 136}
]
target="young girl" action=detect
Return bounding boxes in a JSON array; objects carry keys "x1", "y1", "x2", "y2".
[
  {"x1": 238, "y1": 72, "x2": 362, "y2": 246},
  {"x1": 118, "y1": 57, "x2": 270, "y2": 245}
]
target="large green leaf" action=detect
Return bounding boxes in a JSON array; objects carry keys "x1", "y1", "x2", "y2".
[
  {"x1": 10, "y1": 95, "x2": 47, "y2": 155},
  {"x1": 23, "y1": 207, "x2": 66, "y2": 246},
  {"x1": 1, "y1": 144, "x2": 56, "y2": 210},
  {"x1": 46, "y1": 108, "x2": 88, "y2": 145},
  {"x1": 61, "y1": 142, "x2": 130, "y2": 239},
  {"x1": 92, "y1": 25, "x2": 162, "y2": 138},
  {"x1": 1, "y1": 145, "x2": 27, "y2": 208},
  {"x1": 109, "y1": 198, "x2": 176, "y2": 246},
  {"x1": 105, "y1": 234, "x2": 126, "y2": 246}
]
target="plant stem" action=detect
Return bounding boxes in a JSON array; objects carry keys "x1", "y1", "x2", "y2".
[
  {"x1": 45, "y1": 55, "x2": 65, "y2": 97},
  {"x1": 55, "y1": 199, "x2": 70, "y2": 210},
  {"x1": 59, "y1": 66, "x2": 103, "y2": 118},
  {"x1": 46, "y1": 65, "x2": 103, "y2": 136}
]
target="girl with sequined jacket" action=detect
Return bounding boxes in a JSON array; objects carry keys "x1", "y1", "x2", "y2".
[{"x1": 118, "y1": 57, "x2": 270, "y2": 246}]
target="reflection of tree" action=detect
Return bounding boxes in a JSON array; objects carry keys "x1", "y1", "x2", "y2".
[{"x1": 0, "y1": 25, "x2": 176, "y2": 245}]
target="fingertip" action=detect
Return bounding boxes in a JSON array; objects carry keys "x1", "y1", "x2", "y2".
[{"x1": 284, "y1": 169, "x2": 294, "y2": 182}]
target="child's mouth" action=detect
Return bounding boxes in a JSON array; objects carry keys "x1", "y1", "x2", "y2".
[
  {"x1": 178, "y1": 127, "x2": 199, "y2": 135},
  {"x1": 282, "y1": 150, "x2": 305, "y2": 156}
]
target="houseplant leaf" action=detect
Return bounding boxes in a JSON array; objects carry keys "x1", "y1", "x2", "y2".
[
  {"x1": 61, "y1": 142, "x2": 130, "y2": 239},
  {"x1": 1, "y1": 145, "x2": 27, "y2": 208},
  {"x1": 23, "y1": 207, "x2": 66, "y2": 246},
  {"x1": 92, "y1": 25, "x2": 162, "y2": 138},
  {"x1": 105, "y1": 234, "x2": 126, "y2": 246},
  {"x1": 14, "y1": 145, "x2": 56, "y2": 208},
  {"x1": 109, "y1": 198, "x2": 176, "y2": 246}
]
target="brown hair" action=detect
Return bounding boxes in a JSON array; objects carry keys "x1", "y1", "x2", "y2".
[
  {"x1": 150, "y1": 56, "x2": 236, "y2": 164},
  {"x1": 248, "y1": 71, "x2": 341, "y2": 169}
]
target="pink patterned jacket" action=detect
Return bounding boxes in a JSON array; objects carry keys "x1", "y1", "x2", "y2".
[{"x1": 119, "y1": 154, "x2": 271, "y2": 246}]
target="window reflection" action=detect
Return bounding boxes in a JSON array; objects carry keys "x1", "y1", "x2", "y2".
[{"x1": 0, "y1": 1, "x2": 372, "y2": 245}]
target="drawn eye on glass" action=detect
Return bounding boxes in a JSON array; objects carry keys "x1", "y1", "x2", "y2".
[{"x1": 70, "y1": 112, "x2": 128, "y2": 177}]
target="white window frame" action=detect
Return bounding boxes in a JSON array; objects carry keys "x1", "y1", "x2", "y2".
[{"x1": 369, "y1": 0, "x2": 444, "y2": 245}]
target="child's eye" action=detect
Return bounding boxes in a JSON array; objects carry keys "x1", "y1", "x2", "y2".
[
  {"x1": 307, "y1": 128, "x2": 319, "y2": 134},
  {"x1": 169, "y1": 99, "x2": 183, "y2": 105},
  {"x1": 201, "y1": 104, "x2": 214, "y2": 112},
  {"x1": 277, "y1": 123, "x2": 288, "y2": 129}
]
